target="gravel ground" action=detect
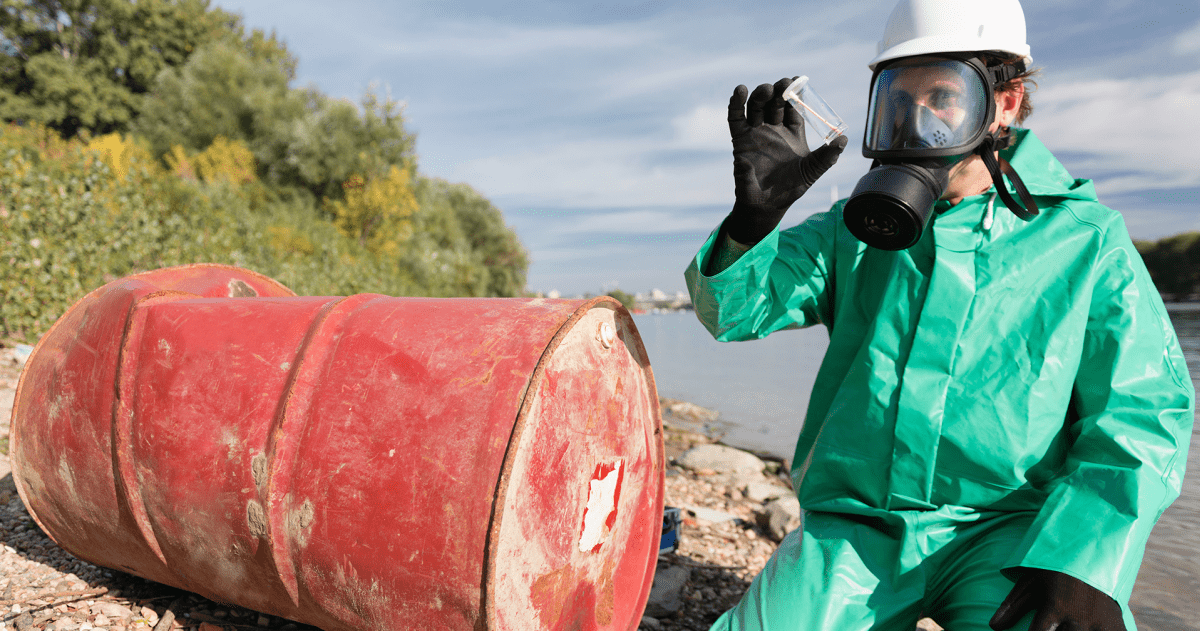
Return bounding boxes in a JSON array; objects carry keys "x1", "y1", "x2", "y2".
[
  {"x1": 638, "y1": 420, "x2": 788, "y2": 631},
  {"x1": 0, "y1": 350, "x2": 781, "y2": 631}
]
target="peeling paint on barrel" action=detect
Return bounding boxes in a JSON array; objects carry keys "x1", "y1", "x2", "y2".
[
  {"x1": 247, "y1": 501, "x2": 268, "y2": 538},
  {"x1": 251, "y1": 454, "x2": 268, "y2": 491},
  {"x1": 9, "y1": 264, "x2": 663, "y2": 631},
  {"x1": 287, "y1": 498, "x2": 315, "y2": 546}
]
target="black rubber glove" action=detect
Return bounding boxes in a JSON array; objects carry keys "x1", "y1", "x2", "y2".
[
  {"x1": 725, "y1": 77, "x2": 848, "y2": 245},
  {"x1": 989, "y1": 569, "x2": 1126, "y2": 631}
]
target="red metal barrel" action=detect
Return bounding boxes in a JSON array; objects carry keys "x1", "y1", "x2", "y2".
[{"x1": 10, "y1": 264, "x2": 664, "y2": 630}]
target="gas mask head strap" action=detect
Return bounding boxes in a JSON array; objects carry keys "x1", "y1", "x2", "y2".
[
  {"x1": 974, "y1": 57, "x2": 1037, "y2": 221},
  {"x1": 976, "y1": 132, "x2": 1039, "y2": 221},
  {"x1": 986, "y1": 59, "x2": 1025, "y2": 87}
]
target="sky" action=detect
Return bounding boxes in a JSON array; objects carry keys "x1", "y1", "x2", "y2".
[{"x1": 211, "y1": 0, "x2": 1200, "y2": 296}]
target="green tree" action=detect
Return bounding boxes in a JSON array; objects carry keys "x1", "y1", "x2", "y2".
[
  {"x1": 1136, "y1": 232, "x2": 1200, "y2": 300},
  {"x1": 135, "y1": 38, "x2": 414, "y2": 206},
  {"x1": 268, "y1": 88, "x2": 415, "y2": 202},
  {"x1": 412, "y1": 177, "x2": 528, "y2": 297},
  {"x1": 133, "y1": 37, "x2": 298, "y2": 166},
  {"x1": 0, "y1": 0, "x2": 234, "y2": 137},
  {"x1": 606, "y1": 289, "x2": 636, "y2": 311},
  {"x1": 0, "y1": 0, "x2": 529, "y2": 312}
]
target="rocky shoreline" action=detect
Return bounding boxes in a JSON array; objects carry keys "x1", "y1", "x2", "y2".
[
  {"x1": 638, "y1": 399, "x2": 801, "y2": 630},
  {"x1": 0, "y1": 347, "x2": 911, "y2": 631}
]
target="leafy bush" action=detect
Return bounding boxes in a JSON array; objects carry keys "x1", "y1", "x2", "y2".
[
  {"x1": 606, "y1": 289, "x2": 636, "y2": 311},
  {"x1": 0, "y1": 123, "x2": 244, "y2": 341},
  {"x1": 1135, "y1": 232, "x2": 1200, "y2": 300},
  {"x1": 328, "y1": 165, "x2": 418, "y2": 254},
  {"x1": 411, "y1": 177, "x2": 529, "y2": 298},
  {"x1": 0, "y1": 123, "x2": 530, "y2": 344}
]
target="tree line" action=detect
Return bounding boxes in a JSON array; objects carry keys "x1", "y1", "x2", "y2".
[
  {"x1": 1134, "y1": 232, "x2": 1200, "y2": 301},
  {"x1": 1, "y1": 0, "x2": 528, "y2": 343}
]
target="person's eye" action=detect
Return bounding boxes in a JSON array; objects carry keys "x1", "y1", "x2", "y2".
[
  {"x1": 889, "y1": 91, "x2": 913, "y2": 112},
  {"x1": 930, "y1": 89, "x2": 957, "y2": 110}
]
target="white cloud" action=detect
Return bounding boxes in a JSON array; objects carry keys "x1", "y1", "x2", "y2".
[
  {"x1": 1174, "y1": 20, "x2": 1200, "y2": 55},
  {"x1": 537, "y1": 208, "x2": 728, "y2": 236},
  {"x1": 412, "y1": 29, "x2": 876, "y2": 211},
  {"x1": 1032, "y1": 70, "x2": 1200, "y2": 195},
  {"x1": 449, "y1": 136, "x2": 731, "y2": 208},
  {"x1": 671, "y1": 104, "x2": 728, "y2": 149},
  {"x1": 374, "y1": 19, "x2": 661, "y2": 62}
]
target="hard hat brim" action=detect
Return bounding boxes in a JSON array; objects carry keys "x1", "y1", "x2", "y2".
[
  {"x1": 873, "y1": 36, "x2": 1032, "y2": 71},
  {"x1": 869, "y1": 34, "x2": 1032, "y2": 70}
]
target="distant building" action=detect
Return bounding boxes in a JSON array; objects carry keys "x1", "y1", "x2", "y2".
[{"x1": 634, "y1": 289, "x2": 693, "y2": 312}]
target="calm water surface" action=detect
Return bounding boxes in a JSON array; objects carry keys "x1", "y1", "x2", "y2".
[{"x1": 633, "y1": 306, "x2": 1200, "y2": 631}]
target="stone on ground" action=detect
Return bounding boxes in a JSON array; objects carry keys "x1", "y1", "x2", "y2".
[
  {"x1": 758, "y1": 496, "x2": 801, "y2": 542},
  {"x1": 683, "y1": 505, "x2": 738, "y2": 524},
  {"x1": 742, "y1": 480, "x2": 791, "y2": 502},
  {"x1": 644, "y1": 565, "x2": 691, "y2": 618},
  {"x1": 676, "y1": 444, "x2": 765, "y2": 475},
  {"x1": 661, "y1": 400, "x2": 719, "y2": 425}
]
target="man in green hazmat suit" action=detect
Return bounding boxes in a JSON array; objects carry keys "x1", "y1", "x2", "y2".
[{"x1": 684, "y1": 0, "x2": 1195, "y2": 629}]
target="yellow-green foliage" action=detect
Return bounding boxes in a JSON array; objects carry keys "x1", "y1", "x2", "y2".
[
  {"x1": 0, "y1": 124, "x2": 384, "y2": 342},
  {"x1": 166, "y1": 136, "x2": 258, "y2": 185},
  {"x1": 195, "y1": 136, "x2": 258, "y2": 185},
  {"x1": 327, "y1": 165, "x2": 418, "y2": 254},
  {"x1": 266, "y1": 225, "x2": 315, "y2": 256},
  {"x1": 1, "y1": 124, "x2": 529, "y2": 344},
  {"x1": 1, "y1": 123, "x2": 244, "y2": 341},
  {"x1": 85, "y1": 133, "x2": 157, "y2": 180},
  {"x1": 165, "y1": 144, "x2": 198, "y2": 180}
]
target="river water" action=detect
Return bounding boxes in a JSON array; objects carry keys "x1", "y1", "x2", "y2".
[{"x1": 633, "y1": 306, "x2": 1200, "y2": 631}]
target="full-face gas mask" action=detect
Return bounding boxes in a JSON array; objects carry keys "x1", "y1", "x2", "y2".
[{"x1": 843, "y1": 54, "x2": 1039, "y2": 250}]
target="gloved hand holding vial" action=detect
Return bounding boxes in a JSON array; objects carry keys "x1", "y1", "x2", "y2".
[{"x1": 719, "y1": 77, "x2": 849, "y2": 248}]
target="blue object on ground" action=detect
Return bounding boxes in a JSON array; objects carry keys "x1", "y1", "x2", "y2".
[{"x1": 661, "y1": 506, "x2": 682, "y2": 554}]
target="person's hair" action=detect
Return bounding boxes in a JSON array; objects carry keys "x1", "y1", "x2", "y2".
[{"x1": 981, "y1": 52, "x2": 1040, "y2": 125}]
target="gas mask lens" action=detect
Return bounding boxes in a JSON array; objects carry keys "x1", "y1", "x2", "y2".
[{"x1": 865, "y1": 58, "x2": 991, "y2": 154}]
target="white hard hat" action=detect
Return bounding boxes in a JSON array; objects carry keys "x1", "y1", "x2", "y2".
[{"x1": 869, "y1": 0, "x2": 1032, "y2": 70}]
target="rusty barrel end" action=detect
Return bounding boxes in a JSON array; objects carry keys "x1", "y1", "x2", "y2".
[{"x1": 487, "y1": 297, "x2": 664, "y2": 630}]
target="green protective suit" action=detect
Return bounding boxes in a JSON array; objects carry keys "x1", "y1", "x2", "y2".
[{"x1": 684, "y1": 129, "x2": 1194, "y2": 630}]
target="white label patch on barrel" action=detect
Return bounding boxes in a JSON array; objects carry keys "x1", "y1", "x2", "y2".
[{"x1": 579, "y1": 460, "x2": 622, "y2": 552}]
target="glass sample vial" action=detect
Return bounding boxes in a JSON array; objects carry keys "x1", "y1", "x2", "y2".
[{"x1": 782, "y1": 76, "x2": 848, "y2": 145}]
